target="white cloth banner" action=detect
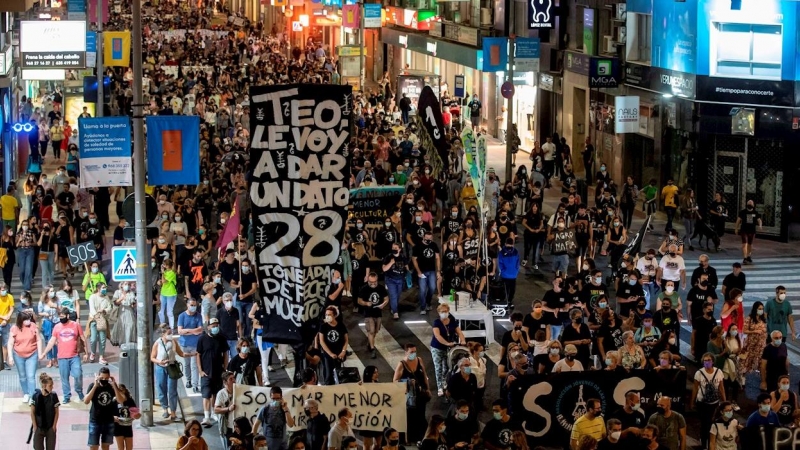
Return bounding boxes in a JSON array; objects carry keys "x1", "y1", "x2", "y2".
[
  {"x1": 615, "y1": 96, "x2": 640, "y2": 134},
  {"x1": 232, "y1": 383, "x2": 407, "y2": 433}
]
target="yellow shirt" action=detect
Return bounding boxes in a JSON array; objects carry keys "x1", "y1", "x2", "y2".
[
  {"x1": 661, "y1": 185, "x2": 679, "y2": 208},
  {"x1": 571, "y1": 414, "x2": 606, "y2": 443},
  {"x1": 0, "y1": 293, "x2": 15, "y2": 321},
  {"x1": 0, "y1": 194, "x2": 19, "y2": 221}
]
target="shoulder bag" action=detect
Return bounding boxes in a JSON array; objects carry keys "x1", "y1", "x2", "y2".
[{"x1": 162, "y1": 340, "x2": 184, "y2": 380}]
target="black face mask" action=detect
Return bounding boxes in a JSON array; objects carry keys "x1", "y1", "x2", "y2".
[
  {"x1": 656, "y1": 406, "x2": 666, "y2": 415},
  {"x1": 304, "y1": 408, "x2": 312, "y2": 416},
  {"x1": 637, "y1": 304, "x2": 646, "y2": 310},
  {"x1": 388, "y1": 440, "x2": 400, "y2": 447},
  {"x1": 668, "y1": 252, "x2": 676, "y2": 257},
  {"x1": 700, "y1": 280, "x2": 709, "y2": 287},
  {"x1": 59, "y1": 317, "x2": 69, "y2": 324},
  {"x1": 566, "y1": 355, "x2": 575, "y2": 361}
]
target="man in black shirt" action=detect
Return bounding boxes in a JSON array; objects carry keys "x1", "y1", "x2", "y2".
[
  {"x1": 217, "y1": 249, "x2": 240, "y2": 294},
  {"x1": 687, "y1": 273, "x2": 718, "y2": 324},
  {"x1": 56, "y1": 183, "x2": 75, "y2": 220},
  {"x1": 412, "y1": 230, "x2": 440, "y2": 313},
  {"x1": 304, "y1": 398, "x2": 331, "y2": 450},
  {"x1": 441, "y1": 258, "x2": 466, "y2": 294},
  {"x1": 357, "y1": 272, "x2": 389, "y2": 359},
  {"x1": 691, "y1": 302, "x2": 717, "y2": 360},
  {"x1": 481, "y1": 400, "x2": 522, "y2": 450},
  {"x1": 81, "y1": 212, "x2": 104, "y2": 260},
  {"x1": 616, "y1": 270, "x2": 645, "y2": 317},
  {"x1": 582, "y1": 269, "x2": 609, "y2": 311},
  {"x1": 84, "y1": 366, "x2": 124, "y2": 450},
  {"x1": 197, "y1": 318, "x2": 229, "y2": 427},
  {"x1": 238, "y1": 259, "x2": 258, "y2": 338},
  {"x1": 185, "y1": 247, "x2": 209, "y2": 300},
  {"x1": 690, "y1": 255, "x2": 718, "y2": 291},
  {"x1": 542, "y1": 276, "x2": 570, "y2": 339},
  {"x1": 216, "y1": 293, "x2": 242, "y2": 360},
  {"x1": 720, "y1": 262, "x2": 746, "y2": 300},
  {"x1": 382, "y1": 243, "x2": 407, "y2": 320},
  {"x1": 734, "y1": 200, "x2": 762, "y2": 264},
  {"x1": 441, "y1": 206, "x2": 462, "y2": 244},
  {"x1": 407, "y1": 210, "x2": 431, "y2": 249},
  {"x1": 464, "y1": 258, "x2": 487, "y2": 302},
  {"x1": 612, "y1": 392, "x2": 646, "y2": 430}
]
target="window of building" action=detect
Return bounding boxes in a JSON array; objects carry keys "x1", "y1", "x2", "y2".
[
  {"x1": 712, "y1": 23, "x2": 781, "y2": 79},
  {"x1": 625, "y1": 13, "x2": 651, "y2": 64}
]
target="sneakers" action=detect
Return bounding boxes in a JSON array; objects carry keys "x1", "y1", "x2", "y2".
[
  {"x1": 22, "y1": 394, "x2": 29, "y2": 404},
  {"x1": 746, "y1": 256, "x2": 753, "y2": 263},
  {"x1": 193, "y1": 387, "x2": 200, "y2": 394},
  {"x1": 533, "y1": 264, "x2": 539, "y2": 270},
  {"x1": 201, "y1": 418, "x2": 213, "y2": 428},
  {"x1": 393, "y1": 313, "x2": 399, "y2": 320},
  {"x1": 99, "y1": 357, "x2": 108, "y2": 365},
  {"x1": 162, "y1": 410, "x2": 170, "y2": 418},
  {"x1": 420, "y1": 310, "x2": 426, "y2": 315},
  {"x1": 172, "y1": 415, "x2": 182, "y2": 422},
  {"x1": 521, "y1": 260, "x2": 527, "y2": 268},
  {"x1": 437, "y1": 388, "x2": 444, "y2": 397},
  {"x1": 426, "y1": 305, "x2": 432, "y2": 311},
  {"x1": 370, "y1": 348, "x2": 377, "y2": 359},
  {"x1": 62, "y1": 397, "x2": 70, "y2": 404},
  {"x1": 186, "y1": 381, "x2": 192, "y2": 389}
]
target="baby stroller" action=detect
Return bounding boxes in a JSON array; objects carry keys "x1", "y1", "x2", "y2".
[{"x1": 448, "y1": 345, "x2": 471, "y2": 376}]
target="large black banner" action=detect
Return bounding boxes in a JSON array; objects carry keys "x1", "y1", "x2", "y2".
[
  {"x1": 509, "y1": 370, "x2": 686, "y2": 446},
  {"x1": 249, "y1": 84, "x2": 352, "y2": 345},
  {"x1": 417, "y1": 85, "x2": 448, "y2": 174},
  {"x1": 740, "y1": 425, "x2": 800, "y2": 450}
]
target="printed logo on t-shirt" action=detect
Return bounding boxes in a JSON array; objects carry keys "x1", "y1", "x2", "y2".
[
  {"x1": 498, "y1": 429, "x2": 513, "y2": 446},
  {"x1": 423, "y1": 248, "x2": 434, "y2": 259},
  {"x1": 327, "y1": 330, "x2": 340, "y2": 343},
  {"x1": 369, "y1": 292, "x2": 381, "y2": 305},
  {"x1": 97, "y1": 390, "x2": 114, "y2": 406}
]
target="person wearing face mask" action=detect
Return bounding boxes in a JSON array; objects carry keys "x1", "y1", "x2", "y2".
[
  {"x1": 177, "y1": 298, "x2": 204, "y2": 393},
  {"x1": 691, "y1": 351, "x2": 726, "y2": 449},
  {"x1": 376, "y1": 217, "x2": 399, "y2": 260},
  {"x1": 598, "y1": 418, "x2": 640, "y2": 450},
  {"x1": 212, "y1": 371, "x2": 237, "y2": 441},
  {"x1": 227, "y1": 337, "x2": 261, "y2": 386},
  {"x1": 636, "y1": 249, "x2": 660, "y2": 307},
  {"x1": 720, "y1": 262, "x2": 746, "y2": 301},
  {"x1": 765, "y1": 285, "x2": 795, "y2": 344},
  {"x1": 6, "y1": 310, "x2": 42, "y2": 402},
  {"x1": 440, "y1": 233, "x2": 462, "y2": 275},
  {"x1": 16, "y1": 219, "x2": 38, "y2": 291},
  {"x1": 708, "y1": 401, "x2": 739, "y2": 450},
  {"x1": 444, "y1": 401, "x2": 479, "y2": 448},
  {"x1": 653, "y1": 299, "x2": 680, "y2": 343},
  {"x1": 616, "y1": 270, "x2": 646, "y2": 317},
  {"x1": 30, "y1": 372, "x2": 60, "y2": 450},
  {"x1": 657, "y1": 244, "x2": 686, "y2": 292},
  {"x1": 446, "y1": 358, "x2": 478, "y2": 414},
  {"x1": 236, "y1": 259, "x2": 258, "y2": 338},
  {"x1": 633, "y1": 313, "x2": 662, "y2": 363},
  {"x1": 769, "y1": 374, "x2": 798, "y2": 426},
  {"x1": 692, "y1": 301, "x2": 717, "y2": 361},
  {"x1": 691, "y1": 255, "x2": 719, "y2": 292},
  {"x1": 150, "y1": 323, "x2": 185, "y2": 422},
  {"x1": 740, "y1": 302, "x2": 768, "y2": 378},
  {"x1": 498, "y1": 237, "x2": 520, "y2": 302},
  {"x1": 581, "y1": 269, "x2": 609, "y2": 312},
  {"x1": 720, "y1": 288, "x2": 744, "y2": 334},
  {"x1": 534, "y1": 341, "x2": 562, "y2": 373},
  {"x1": 327, "y1": 409, "x2": 356, "y2": 450},
  {"x1": 760, "y1": 330, "x2": 789, "y2": 392},
  {"x1": 253, "y1": 385, "x2": 296, "y2": 450},
  {"x1": 554, "y1": 343, "x2": 585, "y2": 373},
  {"x1": 358, "y1": 272, "x2": 390, "y2": 359},
  {"x1": 734, "y1": 200, "x2": 762, "y2": 264},
  {"x1": 746, "y1": 393, "x2": 781, "y2": 427},
  {"x1": 393, "y1": 343, "x2": 431, "y2": 442},
  {"x1": 196, "y1": 317, "x2": 229, "y2": 428},
  {"x1": 430, "y1": 303, "x2": 466, "y2": 396},
  {"x1": 611, "y1": 392, "x2": 646, "y2": 431},
  {"x1": 419, "y1": 414, "x2": 448, "y2": 450},
  {"x1": 660, "y1": 179, "x2": 679, "y2": 232},
  {"x1": 84, "y1": 366, "x2": 125, "y2": 450},
  {"x1": 318, "y1": 306, "x2": 348, "y2": 385},
  {"x1": 647, "y1": 397, "x2": 686, "y2": 450},
  {"x1": 570, "y1": 398, "x2": 606, "y2": 450},
  {"x1": 303, "y1": 399, "x2": 331, "y2": 450},
  {"x1": 412, "y1": 230, "x2": 440, "y2": 314},
  {"x1": 479, "y1": 400, "x2": 522, "y2": 450},
  {"x1": 215, "y1": 292, "x2": 242, "y2": 360},
  {"x1": 87, "y1": 282, "x2": 112, "y2": 365}
]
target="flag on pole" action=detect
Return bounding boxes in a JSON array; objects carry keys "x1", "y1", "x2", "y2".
[{"x1": 216, "y1": 196, "x2": 241, "y2": 249}]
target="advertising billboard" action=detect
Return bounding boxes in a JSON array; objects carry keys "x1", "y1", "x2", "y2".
[
  {"x1": 20, "y1": 21, "x2": 87, "y2": 69},
  {"x1": 651, "y1": 0, "x2": 697, "y2": 73}
]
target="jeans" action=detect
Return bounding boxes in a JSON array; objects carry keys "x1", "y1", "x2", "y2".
[
  {"x1": 267, "y1": 437, "x2": 287, "y2": 450},
  {"x1": 418, "y1": 270, "x2": 437, "y2": 311},
  {"x1": 18, "y1": 247, "x2": 34, "y2": 291},
  {"x1": 159, "y1": 294, "x2": 177, "y2": 330},
  {"x1": 237, "y1": 300, "x2": 253, "y2": 338},
  {"x1": 228, "y1": 339, "x2": 239, "y2": 360},
  {"x1": 401, "y1": 110, "x2": 409, "y2": 124},
  {"x1": 57, "y1": 355, "x2": 83, "y2": 401},
  {"x1": 431, "y1": 347, "x2": 449, "y2": 391},
  {"x1": 32, "y1": 427, "x2": 56, "y2": 450},
  {"x1": 42, "y1": 320, "x2": 57, "y2": 360},
  {"x1": 40, "y1": 251, "x2": 54, "y2": 289},
  {"x1": 664, "y1": 206, "x2": 677, "y2": 231},
  {"x1": 13, "y1": 351, "x2": 38, "y2": 396},
  {"x1": 552, "y1": 254, "x2": 569, "y2": 275},
  {"x1": 183, "y1": 346, "x2": 199, "y2": 387},
  {"x1": 642, "y1": 282, "x2": 659, "y2": 311},
  {"x1": 683, "y1": 218, "x2": 696, "y2": 246},
  {"x1": 386, "y1": 277, "x2": 404, "y2": 314},
  {"x1": 155, "y1": 364, "x2": 179, "y2": 412},
  {"x1": 89, "y1": 321, "x2": 106, "y2": 356}
]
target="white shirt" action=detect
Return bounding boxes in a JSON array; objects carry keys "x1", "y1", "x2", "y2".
[
  {"x1": 710, "y1": 419, "x2": 739, "y2": 450},
  {"x1": 542, "y1": 142, "x2": 556, "y2": 161},
  {"x1": 469, "y1": 355, "x2": 487, "y2": 388},
  {"x1": 658, "y1": 254, "x2": 685, "y2": 282},
  {"x1": 552, "y1": 359, "x2": 584, "y2": 373},
  {"x1": 636, "y1": 256, "x2": 658, "y2": 280},
  {"x1": 215, "y1": 387, "x2": 233, "y2": 426},
  {"x1": 694, "y1": 367, "x2": 724, "y2": 403}
]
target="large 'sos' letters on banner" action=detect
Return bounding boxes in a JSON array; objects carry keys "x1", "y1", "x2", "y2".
[
  {"x1": 232, "y1": 383, "x2": 407, "y2": 433},
  {"x1": 249, "y1": 84, "x2": 352, "y2": 344}
]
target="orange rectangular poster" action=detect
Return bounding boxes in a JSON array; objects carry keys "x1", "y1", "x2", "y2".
[{"x1": 162, "y1": 130, "x2": 183, "y2": 171}]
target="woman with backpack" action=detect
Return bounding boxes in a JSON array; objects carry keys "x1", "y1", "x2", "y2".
[
  {"x1": 691, "y1": 351, "x2": 726, "y2": 450},
  {"x1": 30, "y1": 372, "x2": 59, "y2": 450}
]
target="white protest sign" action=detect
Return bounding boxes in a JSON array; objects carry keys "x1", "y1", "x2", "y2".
[{"x1": 232, "y1": 383, "x2": 407, "y2": 433}]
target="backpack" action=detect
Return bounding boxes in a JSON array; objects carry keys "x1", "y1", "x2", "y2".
[{"x1": 699, "y1": 369, "x2": 721, "y2": 404}]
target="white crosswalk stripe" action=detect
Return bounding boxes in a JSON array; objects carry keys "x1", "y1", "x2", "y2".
[{"x1": 708, "y1": 256, "x2": 800, "y2": 309}]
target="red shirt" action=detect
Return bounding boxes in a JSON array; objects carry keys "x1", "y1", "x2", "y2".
[{"x1": 52, "y1": 321, "x2": 84, "y2": 359}]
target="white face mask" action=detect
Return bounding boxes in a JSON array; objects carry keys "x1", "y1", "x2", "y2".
[
  {"x1": 439, "y1": 312, "x2": 448, "y2": 320},
  {"x1": 610, "y1": 431, "x2": 621, "y2": 441}
]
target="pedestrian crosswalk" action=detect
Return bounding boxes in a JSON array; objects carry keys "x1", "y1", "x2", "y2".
[{"x1": 708, "y1": 256, "x2": 800, "y2": 309}]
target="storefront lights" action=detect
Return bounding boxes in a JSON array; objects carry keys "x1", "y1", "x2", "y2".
[{"x1": 11, "y1": 123, "x2": 35, "y2": 133}]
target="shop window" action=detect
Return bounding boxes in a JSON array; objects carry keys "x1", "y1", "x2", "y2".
[
  {"x1": 392, "y1": 0, "x2": 437, "y2": 10},
  {"x1": 713, "y1": 23, "x2": 781, "y2": 79},
  {"x1": 625, "y1": 13, "x2": 651, "y2": 64}
]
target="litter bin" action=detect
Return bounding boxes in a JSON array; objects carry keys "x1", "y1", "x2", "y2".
[
  {"x1": 577, "y1": 178, "x2": 588, "y2": 203},
  {"x1": 119, "y1": 343, "x2": 138, "y2": 402}
]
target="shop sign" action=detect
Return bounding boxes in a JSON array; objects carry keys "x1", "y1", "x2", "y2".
[
  {"x1": 565, "y1": 51, "x2": 590, "y2": 76},
  {"x1": 338, "y1": 46, "x2": 364, "y2": 57},
  {"x1": 0, "y1": 46, "x2": 11, "y2": 76},
  {"x1": 614, "y1": 96, "x2": 639, "y2": 134},
  {"x1": 514, "y1": 37, "x2": 540, "y2": 72},
  {"x1": 696, "y1": 76, "x2": 794, "y2": 108},
  {"x1": 20, "y1": 21, "x2": 87, "y2": 69},
  {"x1": 426, "y1": 41, "x2": 437, "y2": 56},
  {"x1": 385, "y1": 6, "x2": 437, "y2": 31},
  {"x1": 659, "y1": 69, "x2": 695, "y2": 98},
  {"x1": 454, "y1": 75, "x2": 465, "y2": 97},
  {"x1": 440, "y1": 23, "x2": 479, "y2": 47},
  {"x1": 528, "y1": 0, "x2": 554, "y2": 29},
  {"x1": 539, "y1": 73, "x2": 554, "y2": 91},
  {"x1": 363, "y1": 4, "x2": 382, "y2": 28},
  {"x1": 67, "y1": 0, "x2": 86, "y2": 20},
  {"x1": 589, "y1": 57, "x2": 620, "y2": 88}
]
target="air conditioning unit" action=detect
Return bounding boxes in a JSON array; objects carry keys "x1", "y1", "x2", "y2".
[
  {"x1": 616, "y1": 3, "x2": 627, "y2": 21},
  {"x1": 480, "y1": 8, "x2": 492, "y2": 26},
  {"x1": 603, "y1": 35, "x2": 616, "y2": 53}
]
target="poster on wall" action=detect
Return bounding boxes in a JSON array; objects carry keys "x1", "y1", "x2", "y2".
[
  {"x1": 397, "y1": 76, "x2": 425, "y2": 111},
  {"x1": 20, "y1": 21, "x2": 87, "y2": 69},
  {"x1": 249, "y1": 84, "x2": 352, "y2": 345},
  {"x1": 78, "y1": 117, "x2": 132, "y2": 187}
]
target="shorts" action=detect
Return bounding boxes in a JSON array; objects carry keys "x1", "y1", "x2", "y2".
[
  {"x1": 552, "y1": 254, "x2": 570, "y2": 274},
  {"x1": 88, "y1": 420, "x2": 115, "y2": 445},
  {"x1": 740, "y1": 232, "x2": 755, "y2": 244},
  {"x1": 201, "y1": 376, "x2": 222, "y2": 399},
  {"x1": 114, "y1": 424, "x2": 133, "y2": 438},
  {"x1": 365, "y1": 317, "x2": 382, "y2": 334}
]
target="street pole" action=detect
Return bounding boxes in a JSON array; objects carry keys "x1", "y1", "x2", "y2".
[
  {"x1": 504, "y1": 24, "x2": 515, "y2": 183},
  {"x1": 96, "y1": 3, "x2": 104, "y2": 118},
  {"x1": 132, "y1": 0, "x2": 153, "y2": 428},
  {"x1": 358, "y1": 0, "x2": 365, "y2": 92}
]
